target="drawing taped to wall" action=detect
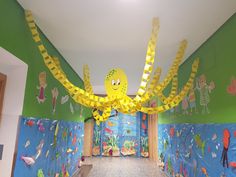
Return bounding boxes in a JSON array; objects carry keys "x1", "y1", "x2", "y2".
[
  {"x1": 196, "y1": 74, "x2": 215, "y2": 114},
  {"x1": 36, "y1": 72, "x2": 47, "y2": 103},
  {"x1": 51, "y1": 87, "x2": 59, "y2": 114}
]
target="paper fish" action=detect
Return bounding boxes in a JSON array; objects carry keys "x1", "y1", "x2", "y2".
[
  {"x1": 107, "y1": 121, "x2": 116, "y2": 127},
  {"x1": 142, "y1": 122, "x2": 146, "y2": 129},
  {"x1": 61, "y1": 95, "x2": 69, "y2": 104},
  {"x1": 184, "y1": 152, "x2": 191, "y2": 159},
  {"x1": 72, "y1": 135, "x2": 77, "y2": 145},
  {"x1": 46, "y1": 150, "x2": 49, "y2": 158},
  {"x1": 25, "y1": 140, "x2": 30, "y2": 148},
  {"x1": 25, "y1": 119, "x2": 35, "y2": 127},
  {"x1": 201, "y1": 167, "x2": 209, "y2": 177},
  {"x1": 176, "y1": 130, "x2": 182, "y2": 137},
  {"x1": 56, "y1": 152, "x2": 60, "y2": 159},
  {"x1": 62, "y1": 128, "x2": 68, "y2": 141},
  {"x1": 104, "y1": 127, "x2": 113, "y2": 134},
  {"x1": 52, "y1": 122, "x2": 59, "y2": 147},
  {"x1": 194, "y1": 134, "x2": 205, "y2": 155},
  {"x1": 170, "y1": 127, "x2": 175, "y2": 138},
  {"x1": 37, "y1": 169, "x2": 44, "y2": 177},
  {"x1": 229, "y1": 162, "x2": 236, "y2": 168},
  {"x1": 37, "y1": 120, "x2": 45, "y2": 132},
  {"x1": 66, "y1": 148, "x2": 73, "y2": 154},
  {"x1": 211, "y1": 152, "x2": 217, "y2": 158},
  {"x1": 21, "y1": 156, "x2": 35, "y2": 166},
  {"x1": 142, "y1": 114, "x2": 146, "y2": 121},
  {"x1": 35, "y1": 139, "x2": 44, "y2": 160},
  {"x1": 212, "y1": 133, "x2": 217, "y2": 141}
]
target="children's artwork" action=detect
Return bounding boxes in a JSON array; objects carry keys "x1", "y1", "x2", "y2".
[
  {"x1": 102, "y1": 110, "x2": 120, "y2": 156},
  {"x1": 227, "y1": 76, "x2": 236, "y2": 96},
  {"x1": 14, "y1": 117, "x2": 84, "y2": 177},
  {"x1": 92, "y1": 111, "x2": 147, "y2": 157},
  {"x1": 61, "y1": 95, "x2": 69, "y2": 104},
  {"x1": 181, "y1": 96, "x2": 189, "y2": 115},
  {"x1": 188, "y1": 85, "x2": 198, "y2": 114},
  {"x1": 159, "y1": 123, "x2": 236, "y2": 177},
  {"x1": 196, "y1": 74, "x2": 215, "y2": 114},
  {"x1": 36, "y1": 71, "x2": 47, "y2": 103},
  {"x1": 51, "y1": 87, "x2": 59, "y2": 114},
  {"x1": 70, "y1": 102, "x2": 74, "y2": 114},
  {"x1": 140, "y1": 112, "x2": 149, "y2": 157},
  {"x1": 92, "y1": 125, "x2": 101, "y2": 156}
]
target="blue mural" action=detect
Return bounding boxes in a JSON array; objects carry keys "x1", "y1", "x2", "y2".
[
  {"x1": 92, "y1": 111, "x2": 148, "y2": 157},
  {"x1": 158, "y1": 123, "x2": 236, "y2": 177},
  {"x1": 14, "y1": 117, "x2": 84, "y2": 177}
]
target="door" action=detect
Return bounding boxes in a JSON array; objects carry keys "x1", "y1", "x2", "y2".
[{"x1": 0, "y1": 72, "x2": 6, "y2": 122}]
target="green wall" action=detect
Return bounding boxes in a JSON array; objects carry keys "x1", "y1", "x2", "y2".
[
  {"x1": 0, "y1": 0, "x2": 91, "y2": 121},
  {"x1": 159, "y1": 13, "x2": 236, "y2": 124}
]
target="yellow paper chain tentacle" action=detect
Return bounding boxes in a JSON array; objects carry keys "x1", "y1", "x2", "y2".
[
  {"x1": 141, "y1": 58, "x2": 199, "y2": 114},
  {"x1": 155, "y1": 76, "x2": 178, "y2": 104},
  {"x1": 83, "y1": 64, "x2": 94, "y2": 94},
  {"x1": 134, "y1": 18, "x2": 159, "y2": 103},
  {"x1": 155, "y1": 40, "x2": 187, "y2": 93},
  {"x1": 139, "y1": 67, "x2": 162, "y2": 104},
  {"x1": 25, "y1": 10, "x2": 112, "y2": 109},
  {"x1": 83, "y1": 65, "x2": 112, "y2": 123},
  {"x1": 93, "y1": 107, "x2": 112, "y2": 125}
]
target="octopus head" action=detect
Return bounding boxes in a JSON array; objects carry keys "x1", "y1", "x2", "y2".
[{"x1": 105, "y1": 68, "x2": 128, "y2": 97}]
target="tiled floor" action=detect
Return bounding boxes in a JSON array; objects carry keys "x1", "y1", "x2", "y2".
[{"x1": 84, "y1": 157, "x2": 166, "y2": 177}]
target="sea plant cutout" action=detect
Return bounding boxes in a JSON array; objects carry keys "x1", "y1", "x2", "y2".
[{"x1": 25, "y1": 10, "x2": 199, "y2": 124}]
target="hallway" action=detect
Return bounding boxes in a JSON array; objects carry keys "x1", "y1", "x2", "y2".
[{"x1": 85, "y1": 157, "x2": 165, "y2": 177}]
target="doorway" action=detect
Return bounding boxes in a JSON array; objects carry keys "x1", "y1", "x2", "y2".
[{"x1": 0, "y1": 72, "x2": 6, "y2": 122}]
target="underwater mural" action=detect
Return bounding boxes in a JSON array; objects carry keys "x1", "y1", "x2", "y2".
[
  {"x1": 14, "y1": 117, "x2": 84, "y2": 177},
  {"x1": 92, "y1": 111, "x2": 148, "y2": 157},
  {"x1": 158, "y1": 124, "x2": 236, "y2": 177}
]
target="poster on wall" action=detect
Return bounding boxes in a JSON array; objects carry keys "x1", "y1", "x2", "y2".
[
  {"x1": 102, "y1": 110, "x2": 120, "y2": 156},
  {"x1": 120, "y1": 113, "x2": 139, "y2": 156},
  {"x1": 14, "y1": 117, "x2": 84, "y2": 177},
  {"x1": 92, "y1": 111, "x2": 147, "y2": 158}
]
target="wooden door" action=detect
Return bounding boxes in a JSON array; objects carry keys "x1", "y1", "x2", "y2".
[
  {"x1": 83, "y1": 119, "x2": 94, "y2": 157},
  {"x1": 148, "y1": 100, "x2": 158, "y2": 161},
  {"x1": 0, "y1": 72, "x2": 6, "y2": 122}
]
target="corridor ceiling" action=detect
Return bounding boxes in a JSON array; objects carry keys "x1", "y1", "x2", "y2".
[{"x1": 18, "y1": 0, "x2": 236, "y2": 94}]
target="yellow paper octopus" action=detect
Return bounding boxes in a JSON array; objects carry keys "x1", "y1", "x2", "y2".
[{"x1": 25, "y1": 10, "x2": 199, "y2": 124}]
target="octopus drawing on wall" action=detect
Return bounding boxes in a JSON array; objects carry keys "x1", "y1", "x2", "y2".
[{"x1": 196, "y1": 74, "x2": 215, "y2": 114}]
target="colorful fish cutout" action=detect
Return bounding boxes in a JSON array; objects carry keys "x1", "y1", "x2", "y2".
[
  {"x1": 25, "y1": 140, "x2": 30, "y2": 148},
  {"x1": 21, "y1": 156, "x2": 35, "y2": 166}
]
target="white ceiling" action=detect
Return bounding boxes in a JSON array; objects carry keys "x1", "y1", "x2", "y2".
[{"x1": 18, "y1": 0, "x2": 236, "y2": 95}]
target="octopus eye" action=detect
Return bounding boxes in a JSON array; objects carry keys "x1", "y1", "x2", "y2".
[
  {"x1": 111, "y1": 80, "x2": 116, "y2": 85},
  {"x1": 117, "y1": 79, "x2": 120, "y2": 85}
]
